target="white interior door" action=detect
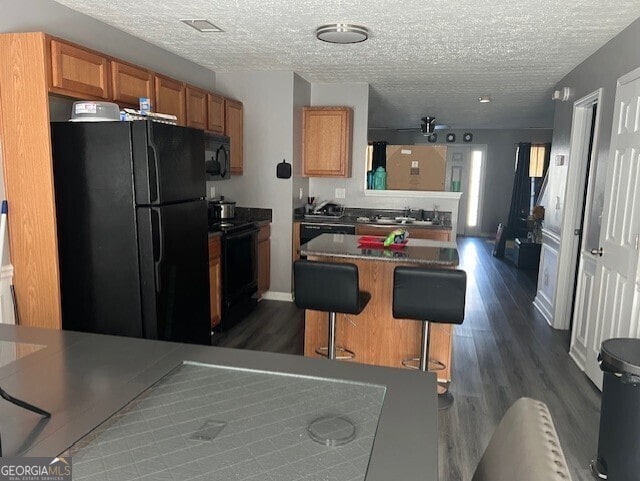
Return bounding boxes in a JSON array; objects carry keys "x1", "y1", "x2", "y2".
[
  {"x1": 583, "y1": 67, "x2": 640, "y2": 388},
  {"x1": 569, "y1": 91, "x2": 601, "y2": 369}
]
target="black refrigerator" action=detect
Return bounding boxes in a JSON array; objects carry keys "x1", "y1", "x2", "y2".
[{"x1": 50, "y1": 120, "x2": 211, "y2": 345}]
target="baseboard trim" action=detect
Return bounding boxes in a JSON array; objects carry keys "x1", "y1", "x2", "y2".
[
  {"x1": 533, "y1": 296, "x2": 553, "y2": 327},
  {"x1": 261, "y1": 291, "x2": 294, "y2": 302}
]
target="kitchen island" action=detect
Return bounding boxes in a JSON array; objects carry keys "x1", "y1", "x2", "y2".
[
  {"x1": 0, "y1": 324, "x2": 437, "y2": 481},
  {"x1": 300, "y1": 234, "x2": 459, "y2": 385}
]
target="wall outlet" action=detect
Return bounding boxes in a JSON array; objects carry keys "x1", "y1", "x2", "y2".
[
  {"x1": 209, "y1": 186, "x2": 216, "y2": 199},
  {"x1": 299, "y1": 187, "x2": 303, "y2": 200},
  {"x1": 335, "y1": 188, "x2": 346, "y2": 199}
]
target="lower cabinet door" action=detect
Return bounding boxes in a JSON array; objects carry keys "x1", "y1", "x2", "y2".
[{"x1": 258, "y1": 238, "x2": 271, "y2": 297}]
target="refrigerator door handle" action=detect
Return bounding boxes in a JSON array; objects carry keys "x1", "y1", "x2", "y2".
[
  {"x1": 146, "y1": 143, "x2": 160, "y2": 204},
  {"x1": 151, "y1": 208, "x2": 164, "y2": 293}
]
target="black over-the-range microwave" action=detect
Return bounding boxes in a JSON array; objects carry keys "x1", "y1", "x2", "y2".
[{"x1": 205, "y1": 132, "x2": 231, "y2": 180}]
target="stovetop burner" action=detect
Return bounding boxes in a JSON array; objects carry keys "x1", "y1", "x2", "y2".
[{"x1": 208, "y1": 218, "x2": 257, "y2": 234}]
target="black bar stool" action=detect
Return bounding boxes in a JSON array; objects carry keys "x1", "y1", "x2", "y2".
[
  {"x1": 393, "y1": 266, "x2": 466, "y2": 409},
  {"x1": 294, "y1": 260, "x2": 371, "y2": 360}
]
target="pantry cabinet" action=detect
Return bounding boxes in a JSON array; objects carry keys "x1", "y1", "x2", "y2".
[
  {"x1": 111, "y1": 61, "x2": 154, "y2": 106},
  {"x1": 225, "y1": 99, "x2": 244, "y2": 174},
  {"x1": 49, "y1": 39, "x2": 111, "y2": 99},
  {"x1": 155, "y1": 74, "x2": 186, "y2": 126},
  {"x1": 302, "y1": 107, "x2": 352, "y2": 177}
]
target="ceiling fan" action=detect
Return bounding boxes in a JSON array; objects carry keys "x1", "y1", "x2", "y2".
[{"x1": 369, "y1": 116, "x2": 449, "y2": 135}]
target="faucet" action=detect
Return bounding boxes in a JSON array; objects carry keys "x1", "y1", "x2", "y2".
[{"x1": 433, "y1": 205, "x2": 439, "y2": 223}]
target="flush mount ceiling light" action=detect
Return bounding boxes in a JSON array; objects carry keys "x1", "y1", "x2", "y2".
[
  {"x1": 181, "y1": 19, "x2": 224, "y2": 33},
  {"x1": 316, "y1": 24, "x2": 369, "y2": 44},
  {"x1": 478, "y1": 96, "x2": 492, "y2": 103}
]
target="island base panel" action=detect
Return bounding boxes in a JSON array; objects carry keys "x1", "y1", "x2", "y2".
[{"x1": 304, "y1": 256, "x2": 453, "y2": 383}]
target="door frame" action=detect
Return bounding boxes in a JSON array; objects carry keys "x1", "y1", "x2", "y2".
[{"x1": 553, "y1": 89, "x2": 602, "y2": 330}]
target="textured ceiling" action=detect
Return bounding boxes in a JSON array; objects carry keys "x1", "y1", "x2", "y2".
[{"x1": 54, "y1": 0, "x2": 640, "y2": 129}]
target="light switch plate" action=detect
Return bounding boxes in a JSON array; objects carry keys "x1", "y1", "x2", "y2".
[
  {"x1": 555, "y1": 155, "x2": 565, "y2": 166},
  {"x1": 335, "y1": 188, "x2": 346, "y2": 199},
  {"x1": 299, "y1": 187, "x2": 303, "y2": 200},
  {"x1": 209, "y1": 186, "x2": 216, "y2": 198}
]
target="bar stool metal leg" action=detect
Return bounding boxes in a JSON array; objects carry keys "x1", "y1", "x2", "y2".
[
  {"x1": 328, "y1": 312, "x2": 337, "y2": 360},
  {"x1": 401, "y1": 321, "x2": 446, "y2": 372},
  {"x1": 315, "y1": 312, "x2": 355, "y2": 361}
]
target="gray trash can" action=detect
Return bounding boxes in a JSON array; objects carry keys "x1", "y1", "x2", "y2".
[{"x1": 591, "y1": 338, "x2": 640, "y2": 481}]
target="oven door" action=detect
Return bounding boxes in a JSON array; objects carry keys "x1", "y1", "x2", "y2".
[{"x1": 222, "y1": 227, "x2": 258, "y2": 308}]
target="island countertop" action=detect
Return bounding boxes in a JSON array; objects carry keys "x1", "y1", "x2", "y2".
[
  {"x1": 0, "y1": 324, "x2": 437, "y2": 481},
  {"x1": 300, "y1": 233, "x2": 459, "y2": 266}
]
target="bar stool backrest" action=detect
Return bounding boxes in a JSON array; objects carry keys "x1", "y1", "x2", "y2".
[
  {"x1": 393, "y1": 267, "x2": 466, "y2": 323},
  {"x1": 294, "y1": 260, "x2": 362, "y2": 314}
]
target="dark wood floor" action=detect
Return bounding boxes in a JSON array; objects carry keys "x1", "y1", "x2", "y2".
[{"x1": 213, "y1": 237, "x2": 601, "y2": 481}]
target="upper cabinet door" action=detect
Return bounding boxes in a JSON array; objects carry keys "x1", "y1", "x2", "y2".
[
  {"x1": 112, "y1": 61, "x2": 154, "y2": 107},
  {"x1": 225, "y1": 99, "x2": 244, "y2": 175},
  {"x1": 49, "y1": 39, "x2": 110, "y2": 99},
  {"x1": 207, "y1": 93, "x2": 225, "y2": 134},
  {"x1": 303, "y1": 107, "x2": 352, "y2": 177},
  {"x1": 155, "y1": 75, "x2": 186, "y2": 126},
  {"x1": 186, "y1": 86, "x2": 208, "y2": 130}
]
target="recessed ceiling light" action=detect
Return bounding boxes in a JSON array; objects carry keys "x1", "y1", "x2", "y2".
[
  {"x1": 478, "y1": 96, "x2": 492, "y2": 103},
  {"x1": 181, "y1": 19, "x2": 224, "y2": 33},
  {"x1": 316, "y1": 24, "x2": 369, "y2": 44}
]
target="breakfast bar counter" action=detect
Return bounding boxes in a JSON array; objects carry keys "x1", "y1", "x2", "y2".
[
  {"x1": 0, "y1": 324, "x2": 437, "y2": 481},
  {"x1": 300, "y1": 234, "x2": 459, "y2": 384}
]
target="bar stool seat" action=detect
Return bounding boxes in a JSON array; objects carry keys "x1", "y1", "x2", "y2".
[
  {"x1": 393, "y1": 266, "x2": 466, "y2": 409},
  {"x1": 294, "y1": 260, "x2": 370, "y2": 360}
]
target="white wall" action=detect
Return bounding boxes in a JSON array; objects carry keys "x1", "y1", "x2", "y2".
[
  {"x1": 212, "y1": 71, "x2": 298, "y2": 296},
  {"x1": 292, "y1": 74, "x2": 311, "y2": 211}
]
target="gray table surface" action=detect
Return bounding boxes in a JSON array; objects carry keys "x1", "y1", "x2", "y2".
[
  {"x1": 301, "y1": 233, "x2": 459, "y2": 266},
  {"x1": 0, "y1": 325, "x2": 438, "y2": 481}
]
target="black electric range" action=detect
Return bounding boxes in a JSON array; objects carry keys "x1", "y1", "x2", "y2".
[
  {"x1": 208, "y1": 217, "x2": 258, "y2": 234},
  {"x1": 208, "y1": 217, "x2": 259, "y2": 330}
]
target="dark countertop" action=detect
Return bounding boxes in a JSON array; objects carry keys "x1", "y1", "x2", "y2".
[
  {"x1": 0, "y1": 325, "x2": 437, "y2": 481},
  {"x1": 294, "y1": 214, "x2": 452, "y2": 230},
  {"x1": 301, "y1": 233, "x2": 459, "y2": 266}
]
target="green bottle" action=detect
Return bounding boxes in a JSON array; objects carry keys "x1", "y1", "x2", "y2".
[{"x1": 373, "y1": 166, "x2": 387, "y2": 190}]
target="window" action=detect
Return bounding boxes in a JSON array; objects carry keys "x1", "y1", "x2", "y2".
[{"x1": 467, "y1": 150, "x2": 483, "y2": 228}]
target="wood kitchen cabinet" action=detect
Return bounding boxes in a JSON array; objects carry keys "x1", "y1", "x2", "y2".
[
  {"x1": 208, "y1": 236, "x2": 222, "y2": 329},
  {"x1": 207, "y1": 93, "x2": 225, "y2": 134},
  {"x1": 111, "y1": 61, "x2": 154, "y2": 106},
  {"x1": 186, "y1": 85, "x2": 208, "y2": 130},
  {"x1": 155, "y1": 74, "x2": 186, "y2": 126},
  {"x1": 225, "y1": 99, "x2": 244, "y2": 174},
  {"x1": 49, "y1": 39, "x2": 111, "y2": 99},
  {"x1": 257, "y1": 224, "x2": 271, "y2": 298},
  {"x1": 355, "y1": 224, "x2": 451, "y2": 241},
  {"x1": 303, "y1": 107, "x2": 352, "y2": 177}
]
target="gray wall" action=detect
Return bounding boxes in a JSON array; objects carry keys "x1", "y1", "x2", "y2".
[
  {"x1": 212, "y1": 71, "x2": 297, "y2": 296},
  {"x1": 369, "y1": 128, "x2": 553, "y2": 235},
  {"x1": 544, "y1": 16, "x2": 640, "y2": 242},
  {"x1": 0, "y1": 0, "x2": 215, "y2": 90},
  {"x1": 292, "y1": 74, "x2": 311, "y2": 211}
]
